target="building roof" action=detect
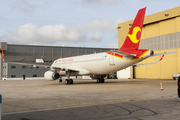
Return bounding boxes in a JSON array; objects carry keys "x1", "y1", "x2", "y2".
[{"x1": 118, "y1": 6, "x2": 180, "y2": 27}]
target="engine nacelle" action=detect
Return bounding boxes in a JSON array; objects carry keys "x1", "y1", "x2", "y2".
[
  {"x1": 44, "y1": 71, "x2": 60, "y2": 80},
  {"x1": 90, "y1": 74, "x2": 106, "y2": 79}
]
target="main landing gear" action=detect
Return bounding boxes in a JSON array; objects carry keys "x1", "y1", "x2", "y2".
[
  {"x1": 58, "y1": 78, "x2": 73, "y2": 84},
  {"x1": 65, "y1": 79, "x2": 73, "y2": 85},
  {"x1": 97, "y1": 78, "x2": 105, "y2": 83},
  {"x1": 65, "y1": 71, "x2": 73, "y2": 85}
]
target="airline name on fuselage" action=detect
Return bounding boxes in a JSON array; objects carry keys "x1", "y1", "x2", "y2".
[{"x1": 55, "y1": 58, "x2": 74, "y2": 63}]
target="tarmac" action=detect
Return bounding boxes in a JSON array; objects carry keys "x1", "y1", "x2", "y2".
[{"x1": 0, "y1": 78, "x2": 179, "y2": 120}]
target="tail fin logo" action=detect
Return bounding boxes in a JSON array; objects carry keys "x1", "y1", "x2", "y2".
[{"x1": 127, "y1": 26, "x2": 141, "y2": 44}]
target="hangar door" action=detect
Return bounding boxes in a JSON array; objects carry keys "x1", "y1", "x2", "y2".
[{"x1": 117, "y1": 67, "x2": 131, "y2": 79}]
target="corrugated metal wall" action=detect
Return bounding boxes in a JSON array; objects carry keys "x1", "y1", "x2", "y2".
[{"x1": 3, "y1": 44, "x2": 113, "y2": 78}]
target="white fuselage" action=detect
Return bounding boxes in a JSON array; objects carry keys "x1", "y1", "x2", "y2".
[{"x1": 51, "y1": 51, "x2": 150, "y2": 76}]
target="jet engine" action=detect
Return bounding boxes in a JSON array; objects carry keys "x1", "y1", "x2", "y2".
[{"x1": 44, "y1": 71, "x2": 60, "y2": 80}]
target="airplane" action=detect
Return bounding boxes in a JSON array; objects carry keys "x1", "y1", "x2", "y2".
[{"x1": 1, "y1": 7, "x2": 175, "y2": 84}]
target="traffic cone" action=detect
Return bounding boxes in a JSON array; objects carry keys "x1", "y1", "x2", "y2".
[
  {"x1": 160, "y1": 85, "x2": 163, "y2": 90},
  {"x1": 44, "y1": 79, "x2": 46, "y2": 82},
  {"x1": 160, "y1": 82, "x2": 163, "y2": 91}
]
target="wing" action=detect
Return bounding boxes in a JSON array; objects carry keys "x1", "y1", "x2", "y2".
[
  {"x1": 4, "y1": 61, "x2": 79, "y2": 72},
  {"x1": 3, "y1": 61, "x2": 51, "y2": 68},
  {"x1": 2, "y1": 47, "x2": 79, "y2": 72}
]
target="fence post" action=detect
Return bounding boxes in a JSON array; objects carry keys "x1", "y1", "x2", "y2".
[{"x1": 0, "y1": 94, "x2": 1, "y2": 120}]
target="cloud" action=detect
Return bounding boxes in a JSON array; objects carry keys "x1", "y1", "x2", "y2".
[
  {"x1": 10, "y1": 0, "x2": 37, "y2": 14},
  {"x1": 4, "y1": 23, "x2": 85, "y2": 44},
  {"x1": 0, "y1": 18, "x2": 124, "y2": 45},
  {"x1": 75, "y1": 19, "x2": 117, "y2": 32},
  {"x1": 73, "y1": 18, "x2": 124, "y2": 32},
  {"x1": 83, "y1": 0, "x2": 123, "y2": 6},
  {"x1": 90, "y1": 33, "x2": 102, "y2": 41},
  {"x1": 0, "y1": 16, "x2": 5, "y2": 21}
]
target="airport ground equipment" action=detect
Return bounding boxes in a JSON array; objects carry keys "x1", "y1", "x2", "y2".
[
  {"x1": 178, "y1": 77, "x2": 180, "y2": 98},
  {"x1": 173, "y1": 74, "x2": 180, "y2": 80}
]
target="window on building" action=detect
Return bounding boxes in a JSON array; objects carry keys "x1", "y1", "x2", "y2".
[
  {"x1": 11, "y1": 75, "x2": 16, "y2": 78},
  {"x1": 11, "y1": 66, "x2": 16, "y2": 69},
  {"x1": 33, "y1": 75, "x2": 37, "y2": 77},
  {"x1": 22, "y1": 66, "x2": 27, "y2": 69}
]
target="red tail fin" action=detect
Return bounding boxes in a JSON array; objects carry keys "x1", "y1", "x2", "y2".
[{"x1": 119, "y1": 7, "x2": 146, "y2": 51}]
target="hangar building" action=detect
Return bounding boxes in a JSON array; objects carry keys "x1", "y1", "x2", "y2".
[
  {"x1": 0, "y1": 42, "x2": 112, "y2": 80},
  {"x1": 118, "y1": 6, "x2": 180, "y2": 79}
]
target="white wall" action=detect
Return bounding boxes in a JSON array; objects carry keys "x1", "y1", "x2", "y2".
[{"x1": 117, "y1": 67, "x2": 131, "y2": 79}]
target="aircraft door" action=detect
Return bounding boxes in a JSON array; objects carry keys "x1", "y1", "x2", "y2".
[
  {"x1": 69, "y1": 61, "x2": 72, "y2": 66},
  {"x1": 109, "y1": 53, "x2": 115, "y2": 65}
]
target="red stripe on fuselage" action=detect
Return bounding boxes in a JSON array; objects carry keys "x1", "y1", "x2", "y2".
[
  {"x1": 129, "y1": 50, "x2": 150, "y2": 61},
  {"x1": 106, "y1": 51, "x2": 123, "y2": 59}
]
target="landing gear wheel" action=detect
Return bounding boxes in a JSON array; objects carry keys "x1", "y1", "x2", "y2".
[
  {"x1": 97, "y1": 78, "x2": 100, "y2": 83},
  {"x1": 59, "y1": 79, "x2": 62, "y2": 82},
  {"x1": 70, "y1": 79, "x2": 73, "y2": 84},
  {"x1": 100, "y1": 78, "x2": 104, "y2": 83},
  {"x1": 65, "y1": 79, "x2": 73, "y2": 85},
  {"x1": 65, "y1": 79, "x2": 70, "y2": 85}
]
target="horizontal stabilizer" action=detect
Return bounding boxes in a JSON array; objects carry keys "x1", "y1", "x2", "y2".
[
  {"x1": 134, "y1": 52, "x2": 175, "y2": 67},
  {"x1": 110, "y1": 50, "x2": 137, "y2": 57},
  {"x1": 152, "y1": 52, "x2": 176, "y2": 56},
  {"x1": 134, "y1": 54, "x2": 164, "y2": 67}
]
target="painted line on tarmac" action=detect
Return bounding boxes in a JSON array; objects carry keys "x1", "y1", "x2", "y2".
[{"x1": 2, "y1": 94, "x2": 177, "y2": 115}]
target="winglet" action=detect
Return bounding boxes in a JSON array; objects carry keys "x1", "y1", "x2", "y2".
[
  {"x1": 158, "y1": 52, "x2": 165, "y2": 62},
  {"x1": 2, "y1": 46, "x2": 4, "y2": 61}
]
